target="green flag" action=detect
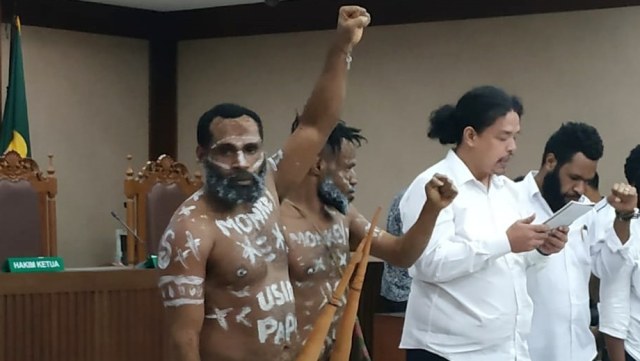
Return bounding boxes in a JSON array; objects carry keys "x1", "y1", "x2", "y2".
[{"x1": 0, "y1": 16, "x2": 30, "y2": 158}]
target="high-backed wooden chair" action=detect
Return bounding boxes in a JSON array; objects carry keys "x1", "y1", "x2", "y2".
[
  {"x1": 0, "y1": 151, "x2": 57, "y2": 263},
  {"x1": 123, "y1": 154, "x2": 202, "y2": 265}
]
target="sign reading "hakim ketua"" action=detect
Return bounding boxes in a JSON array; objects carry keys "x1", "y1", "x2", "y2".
[{"x1": 5, "y1": 257, "x2": 65, "y2": 273}]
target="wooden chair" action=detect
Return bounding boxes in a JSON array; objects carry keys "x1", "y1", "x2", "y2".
[
  {"x1": 123, "y1": 154, "x2": 202, "y2": 265},
  {"x1": 0, "y1": 151, "x2": 57, "y2": 263}
]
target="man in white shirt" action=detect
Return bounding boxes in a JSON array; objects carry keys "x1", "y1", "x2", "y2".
[
  {"x1": 399, "y1": 85, "x2": 569, "y2": 361},
  {"x1": 597, "y1": 145, "x2": 640, "y2": 361},
  {"x1": 516, "y1": 122, "x2": 636, "y2": 361}
]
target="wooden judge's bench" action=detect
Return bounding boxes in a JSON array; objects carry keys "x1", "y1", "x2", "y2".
[
  {"x1": 0, "y1": 260, "x2": 386, "y2": 361},
  {"x1": 0, "y1": 269, "x2": 169, "y2": 361}
]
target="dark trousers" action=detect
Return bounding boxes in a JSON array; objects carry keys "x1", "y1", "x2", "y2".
[
  {"x1": 380, "y1": 297, "x2": 408, "y2": 313},
  {"x1": 627, "y1": 351, "x2": 637, "y2": 361},
  {"x1": 406, "y1": 349, "x2": 448, "y2": 361}
]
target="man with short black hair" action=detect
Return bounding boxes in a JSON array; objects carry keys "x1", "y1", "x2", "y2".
[
  {"x1": 156, "y1": 7, "x2": 372, "y2": 361},
  {"x1": 516, "y1": 122, "x2": 636, "y2": 361}
]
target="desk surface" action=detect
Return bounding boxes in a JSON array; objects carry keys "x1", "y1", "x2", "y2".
[{"x1": 0, "y1": 268, "x2": 158, "y2": 294}]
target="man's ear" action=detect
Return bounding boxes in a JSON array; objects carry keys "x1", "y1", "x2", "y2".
[
  {"x1": 196, "y1": 145, "x2": 206, "y2": 162},
  {"x1": 461, "y1": 126, "x2": 478, "y2": 147},
  {"x1": 543, "y1": 153, "x2": 558, "y2": 172},
  {"x1": 310, "y1": 156, "x2": 324, "y2": 177}
]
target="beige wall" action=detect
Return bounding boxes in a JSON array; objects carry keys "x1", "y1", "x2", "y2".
[
  {"x1": 1, "y1": 26, "x2": 149, "y2": 266},
  {"x1": 178, "y1": 6, "x2": 640, "y2": 221},
  {"x1": 3, "y1": 6, "x2": 639, "y2": 266}
]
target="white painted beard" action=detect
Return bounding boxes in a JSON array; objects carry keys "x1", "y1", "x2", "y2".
[
  {"x1": 203, "y1": 159, "x2": 267, "y2": 206},
  {"x1": 318, "y1": 178, "x2": 349, "y2": 215}
]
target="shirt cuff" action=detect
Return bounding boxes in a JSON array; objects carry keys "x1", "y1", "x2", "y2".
[
  {"x1": 486, "y1": 232, "x2": 512, "y2": 257},
  {"x1": 598, "y1": 325, "x2": 628, "y2": 339},
  {"x1": 605, "y1": 227, "x2": 636, "y2": 262}
]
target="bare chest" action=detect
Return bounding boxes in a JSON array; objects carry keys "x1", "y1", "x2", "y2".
[
  {"x1": 209, "y1": 190, "x2": 288, "y2": 287},
  {"x1": 283, "y1": 217, "x2": 350, "y2": 285}
]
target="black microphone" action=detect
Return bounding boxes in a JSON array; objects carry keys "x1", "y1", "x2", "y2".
[{"x1": 110, "y1": 211, "x2": 144, "y2": 244}]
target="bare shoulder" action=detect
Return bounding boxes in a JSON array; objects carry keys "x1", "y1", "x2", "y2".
[
  {"x1": 346, "y1": 204, "x2": 367, "y2": 228},
  {"x1": 156, "y1": 194, "x2": 220, "y2": 308},
  {"x1": 278, "y1": 199, "x2": 305, "y2": 220},
  {"x1": 157, "y1": 194, "x2": 220, "y2": 271},
  {"x1": 347, "y1": 204, "x2": 384, "y2": 246}
]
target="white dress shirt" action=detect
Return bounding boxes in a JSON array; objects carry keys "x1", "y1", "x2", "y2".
[
  {"x1": 596, "y1": 219, "x2": 640, "y2": 360},
  {"x1": 399, "y1": 150, "x2": 546, "y2": 361},
  {"x1": 516, "y1": 171, "x2": 619, "y2": 361}
]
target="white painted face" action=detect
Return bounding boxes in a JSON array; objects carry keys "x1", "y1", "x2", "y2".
[{"x1": 208, "y1": 135, "x2": 265, "y2": 173}]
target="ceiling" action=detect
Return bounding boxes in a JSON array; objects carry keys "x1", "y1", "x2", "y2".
[{"x1": 79, "y1": 0, "x2": 274, "y2": 11}]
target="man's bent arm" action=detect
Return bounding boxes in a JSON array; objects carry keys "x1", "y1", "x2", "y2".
[
  {"x1": 348, "y1": 203, "x2": 441, "y2": 268},
  {"x1": 157, "y1": 217, "x2": 212, "y2": 361}
]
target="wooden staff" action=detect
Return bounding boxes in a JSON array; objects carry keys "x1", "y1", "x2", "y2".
[
  {"x1": 295, "y1": 207, "x2": 382, "y2": 361},
  {"x1": 329, "y1": 208, "x2": 381, "y2": 361}
]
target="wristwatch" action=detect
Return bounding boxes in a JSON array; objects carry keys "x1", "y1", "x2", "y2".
[{"x1": 616, "y1": 208, "x2": 640, "y2": 222}]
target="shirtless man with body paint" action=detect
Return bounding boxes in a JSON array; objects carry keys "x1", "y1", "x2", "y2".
[
  {"x1": 156, "y1": 7, "x2": 371, "y2": 361},
  {"x1": 280, "y1": 120, "x2": 458, "y2": 359}
]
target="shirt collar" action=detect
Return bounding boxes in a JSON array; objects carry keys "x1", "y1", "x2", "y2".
[
  {"x1": 523, "y1": 171, "x2": 541, "y2": 198},
  {"x1": 525, "y1": 170, "x2": 592, "y2": 204},
  {"x1": 444, "y1": 149, "x2": 506, "y2": 189}
]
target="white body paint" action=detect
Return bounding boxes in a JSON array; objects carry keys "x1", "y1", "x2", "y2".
[
  {"x1": 157, "y1": 229, "x2": 175, "y2": 270},
  {"x1": 209, "y1": 152, "x2": 264, "y2": 171},
  {"x1": 313, "y1": 258, "x2": 326, "y2": 273},
  {"x1": 254, "y1": 236, "x2": 275, "y2": 262},
  {"x1": 229, "y1": 285, "x2": 251, "y2": 298},
  {"x1": 210, "y1": 135, "x2": 261, "y2": 150},
  {"x1": 205, "y1": 307, "x2": 233, "y2": 330},
  {"x1": 215, "y1": 190, "x2": 276, "y2": 237},
  {"x1": 257, "y1": 313, "x2": 298, "y2": 344},
  {"x1": 210, "y1": 153, "x2": 263, "y2": 171},
  {"x1": 236, "y1": 238, "x2": 263, "y2": 265},
  {"x1": 288, "y1": 222, "x2": 348, "y2": 248},
  {"x1": 248, "y1": 153, "x2": 265, "y2": 172},
  {"x1": 364, "y1": 221, "x2": 383, "y2": 239},
  {"x1": 236, "y1": 307, "x2": 252, "y2": 327},
  {"x1": 267, "y1": 149, "x2": 283, "y2": 171},
  {"x1": 294, "y1": 281, "x2": 314, "y2": 289},
  {"x1": 191, "y1": 189, "x2": 204, "y2": 201},
  {"x1": 178, "y1": 205, "x2": 196, "y2": 217},
  {"x1": 158, "y1": 275, "x2": 204, "y2": 307},
  {"x1": 272, "y1": 224, "x2": 287, "y2": 251},
  {"x1": 256, "y1": 280, "x2": 295, "y2": 312},
  {"x1": 337, "y1": 251, "x2": 348, "y2": 267},
  {"x1": 209, "y1": 136, "x2": 264, "y2": 171},
  {"x1": 236, "y1": 151, "x2": 248, "y2": 167},
  {"x1": 210, "y1": 160, "x2": 232, "y2": 170}
]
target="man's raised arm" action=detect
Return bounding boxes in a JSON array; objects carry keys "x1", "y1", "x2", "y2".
[{"x1": 274, "y1": 6, "x2": 370, "y2": 199}]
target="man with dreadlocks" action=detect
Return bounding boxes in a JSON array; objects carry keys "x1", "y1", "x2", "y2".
[{"x1": 279, "y1": 119, "x2": 458, "y2": 360}]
